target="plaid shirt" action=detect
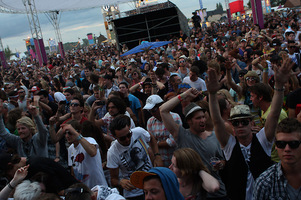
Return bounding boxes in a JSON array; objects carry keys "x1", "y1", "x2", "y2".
[
  {"x1": 147, "y1": 112, "x2": 182, "y2": 167},
  {"x1": 253, "y1": 162, "x2": 290, "y2": 200}
]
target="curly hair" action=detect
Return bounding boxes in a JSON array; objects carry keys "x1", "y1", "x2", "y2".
[{"x1": 17, "y1": 116, "x2": 36, "y2": 135}]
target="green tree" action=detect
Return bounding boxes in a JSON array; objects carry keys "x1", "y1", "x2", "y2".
[
  {"x1": 219, "y1": 3, "x2": 223, "y2": 11},
  {"x1": 247, "y1": 0, "x2": 251, "y2": 8},
  {"x1": 4, "y1": 45, "x2": 12, "y2": 60}
]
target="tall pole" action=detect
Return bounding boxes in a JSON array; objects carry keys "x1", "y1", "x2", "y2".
[
  {"x1": 45, "y1": 11, "x2": 65, "y2": 59},
  {"x1": 22, "y1": 0, "x2": 47, "y2": 67}
]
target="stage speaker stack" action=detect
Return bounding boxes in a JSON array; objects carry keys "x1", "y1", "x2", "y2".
[{"x1": 112, "y1": 2, "x2": 189, "y2": 50}]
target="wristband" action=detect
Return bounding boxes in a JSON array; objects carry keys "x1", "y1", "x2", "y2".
[
  {"x1": 274, "y1": 86, "x2": 285, "y2": 92},
  {"x1": 154, "y1": 153, "x2": 161, "y2": 157},
  {"x1": 8, "y1": 182, "x2": 14, "y2": 190},
  {"x1": 77, "y1": 134, "x2": 83, "y2": 141},
  {"x1": 177, "y1": 95, "x2": 183, "y2": 102}
]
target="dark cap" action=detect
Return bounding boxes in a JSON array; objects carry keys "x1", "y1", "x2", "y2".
[
  {"x1": 238, "y1": 69, "x2": 248, "y2": 76},
  {"x1": 272, "y1": 39, "x2": 281, "y2": 47},
  {"x1": 184, "y1": 103, "x2": 205, "y2": 118}
]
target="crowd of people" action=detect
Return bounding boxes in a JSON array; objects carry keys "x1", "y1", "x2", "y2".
[{"x1": 0, "y1": 7, "x2": 301, "y2": 200}]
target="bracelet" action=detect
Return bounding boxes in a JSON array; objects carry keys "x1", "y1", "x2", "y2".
[
  {"x1": 274, "y1": 86, "x2": 285, "y2": 92},
  {"x1": 154, "y1": 153, "x2": 161, "y2": 157},
  {"x1": 77, "y1": 134, "x2": 83, "y2": 141},
  {"x1": 177, "y1": 95, "x2": 183, "y2": 102},
  {"x1": 8, "y1": 182, "x2": 14, "y2": 190}
]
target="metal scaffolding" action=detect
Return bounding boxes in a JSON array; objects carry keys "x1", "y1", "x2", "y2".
[
  {"x1": 45, "y1": 11, "x2": 62, "y2": 43},
  {"x1": 22, "y1": 0, "x2": 43, "y2": 40}
]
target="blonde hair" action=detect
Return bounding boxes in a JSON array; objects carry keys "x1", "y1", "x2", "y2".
[
  {"x1": 17, "y1": 116, "x2": 36, "y2": 135},
  {"x1": 207, "y1": 60, "x2": 220, "y2": 74},
  {"x1": 173, "y1": 148, "x2": 209, "y2": 177},
  {"x1": 217, "y1": 89, "x2": 237, "y2": 107}
]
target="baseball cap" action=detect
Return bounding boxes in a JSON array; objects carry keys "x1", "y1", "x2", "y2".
[
  {"x1": 130, "y1": 171, "x2": 157, "y2": 189},
  {"x1": 241, "y1": 39, "x2": 247, "y2": 42},
  {"x1": 30, "y1": 86, "x2": 40, "y2": 92},
  {"x1": 229, "y1": 105, "x2": 253, "y2": 120},
  {"x1": 272, "y1": 39, "x2": 281, "y2": 47},
  {"x1": 143, "y1": 95, "x2": 164, "y2": 110},
  {"x1": 184, "y1": 102, "x2": 205, "y2": 118}
]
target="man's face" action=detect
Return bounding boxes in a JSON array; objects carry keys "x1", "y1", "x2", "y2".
[
  {"x1": 287, "y1": 33, "x2": 295, "y2": 41},
  {"x1": 119, "y1": 84, "x2": 128, "y2": 94},
  {"x1": 149, "y1": 105, "x2": 161, "y2": 121},
  {"x1": 250, "y1": 92, "x2": 260, "y2": 108},
  {"x1": 188, "y1": 111, "x2": 206, "y2": 133},
  {"x1": 108, "y1": 102, "x2": 119, "y2": 117},
  {"x1": 276, "y1": 132, "x2": 301, "y2": 166},
  {"x1": 114, "y1": 125, "x2": 132, "y2": 146},
  {"x1": 179, "y1": 58, "x2": 185, "y2": 67},
  {"x1": 172, "y1": 76, "x2": 181, "y2": 86},
  {"x1": 39, "y1": 95, "x2": 48, "y2": 104},
  {"x1": 189, "y1": 71, "x2": 198, "y2": 82},
  {"x1": 17, "y1": 123, "x2": 32, "y2": 141},
  {"x1": 64, "y1": 92, "x2": 73, "y2": 102},
  {"x1": 288, "y1": 43, "x2": 296, "y2": 54},
  {"x1": 94, "y1": 90, "x2": 100, "y2": 100},
  {"x1": 232, "y1": 118, "x2": 252, "y2": 139},
  {"x1": 70, "y1": 99, "x2": 82, "y2": 114},
  {"x1": 85, "y1": 69, "x2": 91, "y2": 78},
  {"x1": 143, "y1": 178, "x2": 166, "y2": 200},
  {"x1": 144, "y1": 85, "x2": 152, "y2": 95}
]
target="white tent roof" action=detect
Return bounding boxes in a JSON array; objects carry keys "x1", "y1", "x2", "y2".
[{"x1": 0, "y1": 0, "x2": 133, "y2": 13}]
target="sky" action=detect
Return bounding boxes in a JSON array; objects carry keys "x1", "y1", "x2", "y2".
[{"x1": 0, "y1": 0, "x2": 241, "y2": 54}]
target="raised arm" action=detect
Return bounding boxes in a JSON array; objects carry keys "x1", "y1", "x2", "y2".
[
  {"x1": 206, "y1": 68, "x2": 229, "y2": 148},
  {"x1": 160, "y1": 88, "x2": 198, "y2": 141},
  {"x1": 225, "y1": 61, "x2": 243, "y2": 97},
  {"x1": 28, "y1": 105, "x2": 48, "y2": 145},
  {"x1": 264, "y1": 58, "x2": 294, "y2": 142}
]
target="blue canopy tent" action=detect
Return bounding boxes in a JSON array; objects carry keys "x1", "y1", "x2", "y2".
[{"x1": 121, "y1": 41, "x2": 172, "y2": 57}]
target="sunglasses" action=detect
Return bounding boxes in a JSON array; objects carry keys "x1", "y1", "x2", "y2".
[
  {"x1": 118, "y1": 130, "x2": 132, "y2": 141},
  {"x1": 179, "y1": 60, "x2": 185, "y2": 63},
  {"x1": 70, "y1": 103, "x2": 80, "y2": 107},
  {"x1": 239, "y1": 74, "x2": 245, "y2": 77},
  {"x1": 288, "y1": 46, "x2": 296, "y2": 48},
  {"x1": 246, "y1": 77, "x2": 256, "y2": 81},
  {"x1": 232, "y1": 119, "x2": 250, "y2": 127},
  {"x1": 275, "y1": 140, "x2": 301, "y2": 149}
]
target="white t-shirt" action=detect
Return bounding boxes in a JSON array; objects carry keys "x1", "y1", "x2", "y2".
[
  {"x1": 183, "y1": 77, "x2": 207, "y2": 91},
  {"x1": 107, "y1": 127, "x2": 153, "y2": 198},
  {"x1": 223, "y1": 128, "x2": 273, "y2": 200},
  {"x1": 68, "y1": 137, "x2": 108, "y2": 188}
]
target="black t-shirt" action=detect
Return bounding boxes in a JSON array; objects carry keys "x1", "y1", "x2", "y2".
[{"x1": 26, "y1": 157, "x2": 78, "y2": 193}]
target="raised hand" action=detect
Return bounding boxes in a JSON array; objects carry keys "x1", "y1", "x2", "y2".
[
  {"x1": 11, "y1": 165, "x2": 30, "y2": 187},
  {"x1": 274, "y1": 58, "x2": 294, "y2": 86},
  {"x1": 205, "y1": 68, "x2": 220, "y2": 94}
]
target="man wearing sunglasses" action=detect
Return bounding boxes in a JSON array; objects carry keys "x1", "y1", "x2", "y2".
[
  {"x1": 254, "y1": 118, "x2": 301, "y2": 199},
  {"x1": 107, "y1": 115, "x2": 162, "y2": 200},
  {"x1": 207, "y1": 58, "x2": 294, "y2": 200}
]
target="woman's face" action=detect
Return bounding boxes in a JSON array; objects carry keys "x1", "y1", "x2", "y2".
[
  {"x1": 143, "y1": 178, "x2": 166, "y2": 200},
  {"x1": 169, "y1": 156, "x2": 182, "y2": 178}
]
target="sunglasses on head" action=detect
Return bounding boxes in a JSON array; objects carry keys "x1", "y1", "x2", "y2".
[
  {"x1": 232, "y1": 119, "x2": 250, "y2": 127},
  {"x1": 118, "y1": 130, "x2": 132, "y2": 141},
  {"x1": 70, "y1": 102, "x2": 80, "y2": 107},
  {"x1": 275, "y1": 140, "x2": 301, "y2": 149},
  {"x1": 246, "y1": 77, "x2": 256, "y2": 81}
]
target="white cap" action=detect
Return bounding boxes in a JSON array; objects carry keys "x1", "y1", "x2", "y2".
[{"x1": 143, "y1": 95, "x2": 163, "y2": 110}]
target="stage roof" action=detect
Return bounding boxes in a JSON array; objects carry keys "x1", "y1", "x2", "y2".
[{"x1": 0, "y1": 0, "x2": 134, "y2": 13}]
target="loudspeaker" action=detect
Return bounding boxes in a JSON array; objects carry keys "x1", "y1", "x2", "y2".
[{"x1": 112, "y1": 2, "x2": 189, "y2": 50}]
